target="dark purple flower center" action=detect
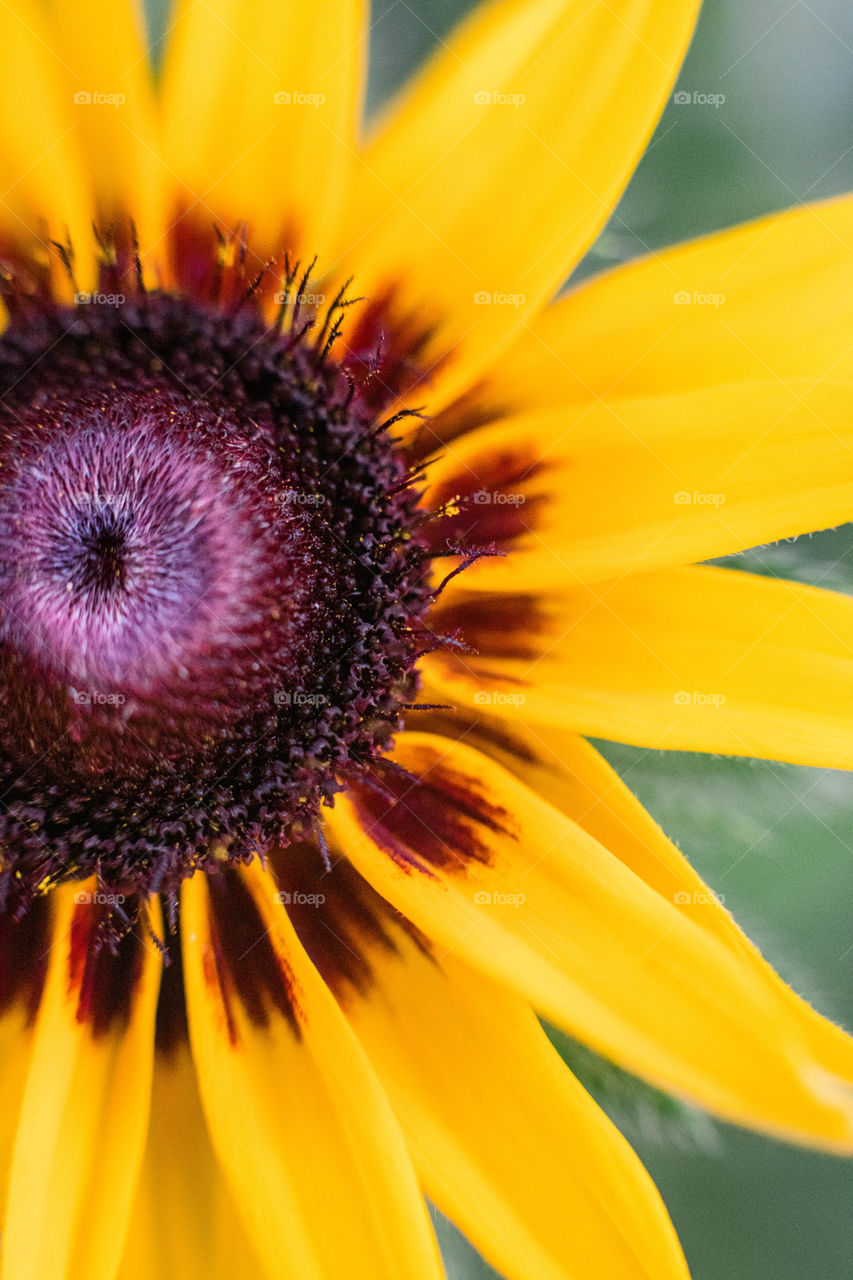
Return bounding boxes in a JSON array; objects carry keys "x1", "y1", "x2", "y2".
[{"x1": 0, "y1": 289, "x2": 433, "y2": 907}]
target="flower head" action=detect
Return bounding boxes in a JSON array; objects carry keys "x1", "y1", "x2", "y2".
[
  {"x1": 0, "y1": 2, "x2": 852, "y2": 1280},
  {"x1": 0, "y1": 276, "x2": 436, "y2": 908}
]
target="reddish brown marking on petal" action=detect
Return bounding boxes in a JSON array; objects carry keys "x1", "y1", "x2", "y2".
[
  {"x1": 154, "y1": 936, "x2": 189, "y2": 1057},
  {"x1": 407, "y1": 708, "x2": 539, "y2": 769},
  {"x1": 425, "y1": 451, "x2": 549, "y2": 554},
  {"x1": 342, "y1": 288, "x2": 440, "y2": 413},
  {"x1": 0, "y1": 894, "x2": 51, "y2": 1026},
  {"x1": 167, "y1": 211, "x2": 268, "y2": 305},
  {"x1": 407, "y1": 385, "x2": 508, "y2": 461},
  {"x1": 68, "y1": 901, "x2": 148, "y2": 1038},
  {"x1": 169, "y1": 212, "x2": 229, "y2": 299},
  {"x1": 204, "y1": 869, "x2": 302, "y2": 1044},
  {"x1": 431, "y1": 593, "x2": 546, "y2": 662},
  {"x1": 271, "y1": 841, "x2": 432, "y2": 1004},
  {"x1": 0, "y1": 234, "x2": 61, "y2": 320},
  {"x1": 201, "y1": 932, "x2": 237, "y2": 1046},
  {"x1": 351, "y1": 756, "x2": 515, "y2": 875}
]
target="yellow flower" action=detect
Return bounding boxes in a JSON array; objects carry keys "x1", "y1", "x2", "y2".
[{"x1": 0, "y1": 2, "x2": 851, "y2": 1280}]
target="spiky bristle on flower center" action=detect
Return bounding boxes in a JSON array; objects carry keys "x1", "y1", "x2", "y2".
[{"x1": 0, "y1": 259, "x2": 437, "y2": 911}]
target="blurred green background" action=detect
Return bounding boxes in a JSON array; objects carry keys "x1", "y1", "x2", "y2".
[{"x1": 144, "y1": 1, "x2": 853, "y2": 1276}]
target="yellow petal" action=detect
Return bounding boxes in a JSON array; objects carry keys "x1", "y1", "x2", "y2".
[
  {"x1": 51, "y1": 0, "x2": 167, "y2": 250},
  {"x1": 2, "y1": 884, "x2": 162, "y2": 1280},
  {"x1": 160, "y1": 0, "x2": 365, "y2": 259},
  {"x1": 299, "y1": 859, "x2": 689, "y2": 1280},
  {"x1": 414, "y1": 701, "x2": 853, "y2": 1087},
  {"x1": 481, "y1": 194, "x2": 853, "y2": 409},
  {"x1": 181, "y1": 863, "x2": 445, "y2": 1280},
  {"x1": 423, "y1": 379, "x2": 853, "y2": 590},
  {"x1": 326, "y1": 732, "x2": 853, "y2": 1149},
  {"x1": 341, "y1": 0, "x2": 699, "y2": 407},
  {"x1": 424, "y1": 566, "x2": 853, "y2": 769},
  {"x1": 117, "y1": 1045, "x2": 261, "y2": 1280},
  {"x1": 0, "y1": 898, "x2": 52, "y2": 1215},
  {"x1": 0, "y1": 0, "x2": 94, "y2": 276}
]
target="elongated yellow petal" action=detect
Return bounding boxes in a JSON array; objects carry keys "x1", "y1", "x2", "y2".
[
  {"x1": 0, "y1": 0, "x2": 94, "y2": 277},
  {"x1": 424, "y1": 566, "x2": 853, "y2": 769},
  {"x1": 0, "y1": 899, "x2": 52, "y2": 1216},
  {"x1": 181, "y1": 864, "x2": 445, "y2": 1280},
  {"x1": 327, "y1": 894, "x2": 689, "y2": 1280},
  {"x1": 51, "y1": 0, "x2": 167, "y2": 251},
  {"x1": 1, "y1": 884, "x2": 162, "y2": 1280},
  {"x1": 161, "y1": 0, "x2": 365, "y2": 259},
  {"x1": 340, "y1": 0, "x2": 699, "y2": 407},
  {"x1": 0, "y1": 1010, "x2": 34, "y2": 1218},
  {"x1": 481, "y1": 194, "x2": 853, "y2": 409},
  {"x1": 415, "y1": 702, "x2": 853, "y2": 1085},
  {"x1": 327, "y1": 733, "x2": 853, "y2": 1149},
  {"x1": 117, "y1": 1045, "x2": 262, "y2": 1280},
  {"x1": 424, "y1": 379, "x2": 853, "y2": 590}
]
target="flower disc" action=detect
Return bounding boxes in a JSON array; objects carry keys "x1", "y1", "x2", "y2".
[{"x1": 0, "y1": 290, "x2": 432, "y2": 905}]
